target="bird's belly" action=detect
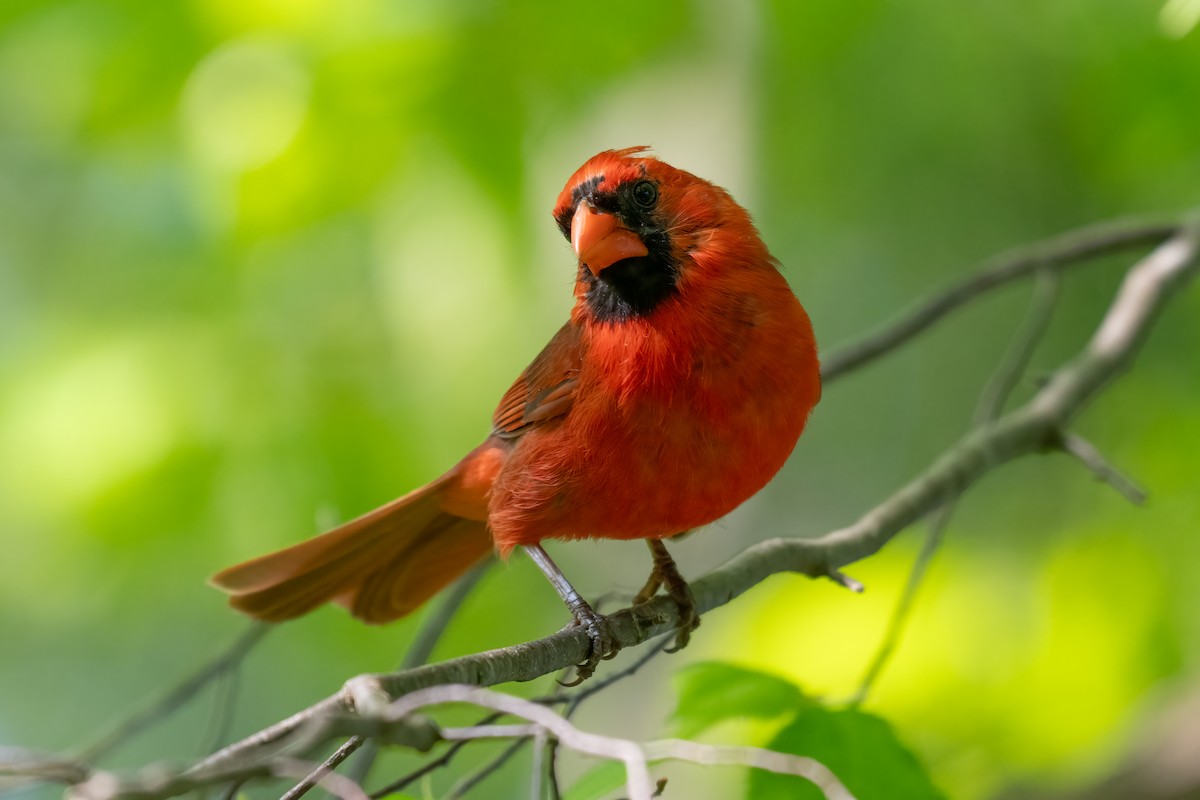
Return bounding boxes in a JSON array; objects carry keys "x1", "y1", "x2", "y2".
[{"x1": 487, "y1": 383, "x2": 806, "y2": 552}]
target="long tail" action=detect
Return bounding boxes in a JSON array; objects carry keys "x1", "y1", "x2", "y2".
[{"x1": 210, "y1": 473, "x2": 492, "y2": 624}]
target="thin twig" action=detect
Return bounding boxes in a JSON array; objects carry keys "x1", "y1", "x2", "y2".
[
  {"x1": 530, "y1": 730, "x2": 546, "y2": 800},
  {"x1": 852, "y1": 268, "x2": 1063, "y2": 704},
  {"x1": 641, "y1": 740, "x2": 854, "y2": 800},
  {"x1": 1, "y1": 746, "x2": 91, "y2": 786},
  {"x1": 1054, "y1": 431, "x2": 1148, "y2": 505},
  {"x1": 820, "y1": 216, "x2": 1174, "y2": 381},
  {"x1": 268, "y1": 759, "x2": 370, "y2": 800},
  {"x1": 77, "y1": 624, "x2": 270, "y2": 763},
  {"x1": 366, "y1": 714, "x2": 504, "y2": 799},
  {"x1": 974, "y1": 269, "x2": 1063, "y2": 423},
  {"x1": 556, "y1": 635, "x2": 673, "y2": 714},
  {"x1": 61, "y1": 751, "x2": 379, "y2": 800},
  {"x1": 279, "y1": 739, "x2": 365, "y2": 800},
  {"x1": 216, "y1": 778, "x2": 246, "y2": 800},
  {"x1": 849, "y1": 503, "x2": 955, "y2": 708},
  {"x1": 401, "y1": 559, "x2": 495, "y2": 671},
  {"x1": 547, "y1": 737, "x2": 562, "y2": 800},
  {"x1": 199, "y1": 665, "x2": 241, "y2": 756},
  {"x1": 442, "y1": 737, "x2": 530, "y2": 800}
]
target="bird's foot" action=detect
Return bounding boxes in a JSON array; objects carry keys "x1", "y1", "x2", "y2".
[
  {"x1": 524, "y1": 544, "x2": 621, "y2": 685},
  {"x1": 636, "y1": 539, "x2": 700, "y2": 653},
  {"x1": 660, "y1": 568, "x2": 699, "y2": 653},
  {"x1": 561, "y1": 601, "x2": 621, "y2": 686}
]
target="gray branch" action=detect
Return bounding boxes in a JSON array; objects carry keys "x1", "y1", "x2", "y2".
[{"x1": 819, "y1": 215, "x2": 1176, "y2": 380}]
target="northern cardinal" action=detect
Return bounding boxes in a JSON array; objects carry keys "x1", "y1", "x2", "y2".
[{"x1": 212, "y1": 147, "x2": 820, "y2": 678}]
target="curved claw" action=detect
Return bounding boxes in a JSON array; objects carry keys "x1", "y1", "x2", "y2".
[
  {"x1": 561, "y1": 604, "x2": 621, "y2": 686},
  {"x1": 663, "y1": 583, "x2": 700, "y2": 653}
]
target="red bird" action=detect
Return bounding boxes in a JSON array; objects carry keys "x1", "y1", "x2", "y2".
[{"x1": 212, "y1": 148, "x2": 820, "y2": 677}]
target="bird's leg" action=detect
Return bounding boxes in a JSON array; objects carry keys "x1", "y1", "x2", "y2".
[
  {"x1": 635, "y1": 538, "x2": 699, "y2": 652},
  {"x1": 523, "y1": 544, "x2": 620, "y2": 684}
]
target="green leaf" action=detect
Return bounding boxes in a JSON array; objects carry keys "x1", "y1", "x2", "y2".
[
  {"x1": 563, "y1": 759, "x2": 628, "y2": 800},
  {"x1": 747, "y1": 706, "x2": 947, "y2": 800},
  {"x1": 671, "y1": 662, "x2": 807, "y2": 738}
]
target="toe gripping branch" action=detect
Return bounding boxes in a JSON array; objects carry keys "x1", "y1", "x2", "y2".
[
  {"x1": 523, "y1": 544, "x2": 621, "y2": 684},
  {"x1": 634, "y1": 538, "x2": 699, "y2": 653}
]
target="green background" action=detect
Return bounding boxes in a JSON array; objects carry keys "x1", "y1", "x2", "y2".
[{"x1": 2, "y1": 1, "x2": 1198, "y2": 798}]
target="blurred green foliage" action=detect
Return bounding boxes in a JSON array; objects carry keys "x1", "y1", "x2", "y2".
[
  {"x1": 1, "y1": 1, "x2": 1198, "y2": 798},
  {"x1": 670, "y1": 661, "x2": 805, "y2": 740},
  {"x1": 670, "y1": 662, "x2": 946, "y2": 799},
  {"x1": 750, "y1": 702, "x2": 945, "y2": 800}
]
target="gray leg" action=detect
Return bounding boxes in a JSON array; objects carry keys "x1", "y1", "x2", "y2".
[{"x1": 523, "y1": 544, "x2": 620, "y2": 683}]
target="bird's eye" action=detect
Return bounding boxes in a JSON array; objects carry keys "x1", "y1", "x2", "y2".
[{"x1": 631, "y1": 180, "x2": 657, "y2": 209}]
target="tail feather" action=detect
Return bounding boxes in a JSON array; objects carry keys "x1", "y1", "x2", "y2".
[
  {"x1": 344, "y1": 514, "x2": 490, "y2": 621},
  {"x1": 210, "y1": 476, "x2": 492, "y2": 624}
]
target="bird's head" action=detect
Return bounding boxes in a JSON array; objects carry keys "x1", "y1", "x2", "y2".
[{"x1": 553, "y1": 147, "x2": 768, "y2": 324}]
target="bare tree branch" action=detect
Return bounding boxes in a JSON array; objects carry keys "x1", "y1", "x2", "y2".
[
  {"x1": 853, "y1": 266, "x2": 1063, "y2": 703},
  {"x1": 819, "y1": 216, "x2": 1175, "y2": 380}
]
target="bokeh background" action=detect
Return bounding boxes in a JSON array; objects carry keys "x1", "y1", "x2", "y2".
[{"x1": 2, "y1": 1, "x2": 1199, "y2": 798}]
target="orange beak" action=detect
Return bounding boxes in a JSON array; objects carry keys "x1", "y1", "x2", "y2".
[{"x1": 571, "y1": 203, "x2": 649, "y2": 277}]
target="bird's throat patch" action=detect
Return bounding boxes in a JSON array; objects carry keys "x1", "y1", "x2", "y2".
[{"x1": 581, "y1": 252, "x2": 678, "y2": 323}]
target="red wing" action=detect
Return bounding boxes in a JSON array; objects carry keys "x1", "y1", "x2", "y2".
[{"x1": 491, "y1": 323, "x2": 582, "y2": 439}]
